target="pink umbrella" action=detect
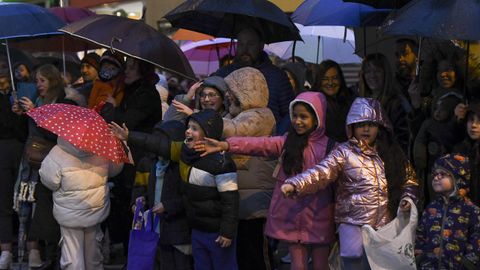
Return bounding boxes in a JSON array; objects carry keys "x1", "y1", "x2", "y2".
[{"x1": 181, "y1": 38, "x2": 236, "y2": 76}]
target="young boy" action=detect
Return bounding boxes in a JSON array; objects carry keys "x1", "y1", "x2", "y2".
[
  {"x1": 415, "y1": 154, "x2": 480, "y2": 269},
  {"x1": 111, "y1": 109, "x2": 239, "y2": 270}
]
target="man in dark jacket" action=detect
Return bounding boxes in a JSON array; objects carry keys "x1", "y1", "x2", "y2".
[{"x1": 213, "y1": 28, "x2": 295, "y2": 134}]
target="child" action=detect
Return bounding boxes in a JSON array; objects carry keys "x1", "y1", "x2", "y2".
[
  {"x1": 415, "y1": 154, "x2": 479, "y2": 269},
  {"x1": 110, "y1": 109, "x2": 239, "y2": 270},
  {"x1": 281, "y1": 97, "x2": 419, "y2": 269},
  {"x1": 196, "y1": 92, "x2": 336, "y2": 270},
  {"x1": 39, "y1": 137, "x2": 124, "y2": 269}
]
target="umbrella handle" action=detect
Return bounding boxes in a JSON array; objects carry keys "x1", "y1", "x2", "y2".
[{"x1": 109, "y1": 37, "x2": 122, "y2": 54}]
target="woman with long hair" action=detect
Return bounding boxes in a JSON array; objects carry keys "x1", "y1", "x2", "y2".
[
  {"x1": 359, "y1": 53, "x2": 411, "y2": 153},
  {"x1": 313, "y1": 60, "x2": 356, "y2": 142}
]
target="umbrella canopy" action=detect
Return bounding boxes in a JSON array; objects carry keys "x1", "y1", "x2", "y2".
[
  {"x1": 264, "y1": 24, "x2": 361, "y2": 64},
  {"x1": 0, "y1": 2, "x2": 65, "y2": 39},
  {"x1": 292, "y1": 0, "x2": 391, "y2": 27},
  {"x1": 381, "y1": 0, "x2": 480, "y2": 41},
  {"x1": 60, "y1": 15, "x2": 195, "y2": 80},
  {"x1": 49, "y1": 7, "x2": 96, "y2": 24},
  {"x1": 26, "y1": 103, "x2": 129, "y2": 164},
  {"x1": 164, "y1": 0, "x2": 301, "y2": 44},
  {"x1": 343, "y1": 0, "x2": 410, "y2": 9},
  {"x1": 11, "y1": 7, "x2": 98, "y2": 52},
  {"x1": 181, "y1": 38, "x2": 236, "y2": 76}
]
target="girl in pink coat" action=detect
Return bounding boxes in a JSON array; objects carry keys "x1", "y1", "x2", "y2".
[{"x1": 196, "y1": 91, "x2": 335, "y2": 270}]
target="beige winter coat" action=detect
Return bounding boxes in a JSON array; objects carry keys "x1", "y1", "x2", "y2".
[
  {"x1": 223, "y1": 67, "x2": 277, "y2": 219},
  {"x1": 39, "y1": 138, "x2": 123, "y2": 228}
]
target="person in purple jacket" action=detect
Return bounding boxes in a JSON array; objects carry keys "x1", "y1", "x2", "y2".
[{"x1": 195, "y1": 91, "x2": 335, "y2": 270}]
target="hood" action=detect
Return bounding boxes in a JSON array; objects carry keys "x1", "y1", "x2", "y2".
[
  {"x1": 434, "y1": 154, "x2": 470, "y2": 196},
  {"x1": 187, "y1": 109, "x2": 223, "y2": 140},
  {"x1": 282, "y1": 62, "x2": 306, "y2": 92},
  {"x1": 224, "y1": 67, "x2": 269, "y2": 111},
  {"x1": 289, "y1": 91, "x2": 327, "y2": 134},
  {"x1": 57, "y1": 137, "x2": 93, "y2": 158},
  {"x1": 346, "y1": 97, "x2": 392, "y2": 138}
]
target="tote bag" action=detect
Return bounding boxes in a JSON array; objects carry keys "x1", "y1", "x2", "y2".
[
  {"x1": 362, "y1": 197, "x2": 418, "y2": 270},
  {"x1": 127, "y1": 199, "x2": 160, "y2": 270}
]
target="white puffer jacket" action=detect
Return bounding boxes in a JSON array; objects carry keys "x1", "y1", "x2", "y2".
[{"x1": 39, "y1": 138, "x2": 123, "y2": 228}]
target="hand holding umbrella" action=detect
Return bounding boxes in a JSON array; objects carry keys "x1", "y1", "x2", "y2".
[{"x1": 109, "y1": 122, "x2": 129, "y2": 142}]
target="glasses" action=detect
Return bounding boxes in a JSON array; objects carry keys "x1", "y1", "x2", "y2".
[
  {"x1": 199, "y1": 92, "x2": 220, "y2": 99},
  {"x1": 432, "y1": 171, "x2": 450, "y2": 179}
]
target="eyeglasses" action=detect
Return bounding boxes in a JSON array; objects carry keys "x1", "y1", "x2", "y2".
[
  {"x1": 432, "y1": 171, "x2": 450, "y2": 179},
  {"x1": 199, "y1": 92, "x2": 220, "y2": 99}
]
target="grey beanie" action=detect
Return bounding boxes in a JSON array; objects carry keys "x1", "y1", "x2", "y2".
[{"x1": 202, "y1": 76, "x2": 229, "y2": 98}]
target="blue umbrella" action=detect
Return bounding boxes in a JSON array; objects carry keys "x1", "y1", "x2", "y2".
[
  {"x1": 292, "y1": 0, "x2": 391, "y2": 27},
  {"x1": 0, "y1": 3, "x2": 65, "y2": 93},
  {"x1": 343, "y1": 0, "x2": 410, "y2": 9},
  {"x1": 381, "y1": 0, "x2": 480, "y2": 41}
]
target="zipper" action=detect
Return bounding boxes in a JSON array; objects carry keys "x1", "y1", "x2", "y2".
[
  {"x1": 438, "y1": 198, "x2": 448, "y2": 269},
  {"x1": 372, "y1": 156, "x2": 381, "y2": 226}
]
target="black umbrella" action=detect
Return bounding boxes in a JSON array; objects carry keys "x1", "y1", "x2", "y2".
[
  {"x1": 164, "y1": 0, "x2": 301, "y2": 44},
  {"x1": 343, "y1": 0, "x2": 410, "y2": 9},
  {"x1": 60, "y1": 15, "x2": 195, "y2": 80}
]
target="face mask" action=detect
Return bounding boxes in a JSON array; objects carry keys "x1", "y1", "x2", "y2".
[{"x1": 99, "y1": 65, "x2": 120, "y2": 81}]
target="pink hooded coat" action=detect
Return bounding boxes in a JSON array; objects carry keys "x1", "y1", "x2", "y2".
[{"x1": 226, "y1": 92, "x2": 335, "y2": 244}]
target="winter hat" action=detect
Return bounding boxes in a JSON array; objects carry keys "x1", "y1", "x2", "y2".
[
  {"x1": 100, "y1": 50, "x2": 124, "y2": 70},
  {"x1": 187, "y1": 109, "x2": 223, "y2": 140},
  {"x1": 202, "y1": 76, "x2": 229, "y2": 98},
  {"x1": 81, "y1": 53, "x2": 100, "y2": 71},
  {"x1": 346, "y1": 97, "x2": 392, "y2": 138},
  {"x1": 434, "y1": 154, "x2": 470, "y2": 191}
]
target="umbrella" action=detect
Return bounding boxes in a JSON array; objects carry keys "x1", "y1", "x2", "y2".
[
  {"x1": 26, "y1": 103, "x2": 130, "y2": 164},
  {"x1": 181, "y1": 38, "x2": 236, "y2": 76},
  {"x1": 381, "y1": 0, "x2": 480, "y2": 41},
  {"x1": 49, "y1": 7, "x2": 96, "y2": 24},
  {"x1": 172, "y1": 28, "x2": 215, "y2": 41},
  {"x1": 60, "y1": 15, "x2": 196, "y2": 80},
  {"x1": 264, "y1": 24, "x2": 361, "y2": 64},
  {"x1": 343, "y1": 0, "x2": 411, "y2": 9},
  {"x1": 292, "y1": 0, "x2": 391, "y2": 27},
  {"x1": 164, "y1": 0, "x2": 301, "y2": 44}
]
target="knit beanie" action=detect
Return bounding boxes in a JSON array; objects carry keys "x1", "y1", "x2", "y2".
[
  {"x1": 100, "y1": 51, "x2": 124, "y2": 70},
  {"x1": 81, "y1": 53, "x2": 100, "y2": 71}
]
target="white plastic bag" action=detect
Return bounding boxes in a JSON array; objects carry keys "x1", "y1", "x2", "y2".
[{"x1": 362, "y1": 197, "x2": 417, "y2": 270}]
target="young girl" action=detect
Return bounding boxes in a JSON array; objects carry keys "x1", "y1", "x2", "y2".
[
  {"x1": 281, "y1": 97, "x2": 419, "y2": 269},
  {"x1": 110, "y1": 109, "x2": 239, "y2": 270},
  {"x1": 196, "y1": 91, "x2": 335, "y2": 270}
]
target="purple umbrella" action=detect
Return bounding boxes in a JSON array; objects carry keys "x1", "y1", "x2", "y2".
[{"x1": 49, "y1": 7, "x2": 95, "y2": 24}]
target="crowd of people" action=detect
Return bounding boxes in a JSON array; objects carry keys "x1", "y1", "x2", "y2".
[{"x1": 0, "y1": 25, "x2": 478, "y2": 270}]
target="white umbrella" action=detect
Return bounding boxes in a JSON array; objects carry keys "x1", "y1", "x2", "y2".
[{"x1": 264, "y1": 23, "x2": 361, "y2": 64}]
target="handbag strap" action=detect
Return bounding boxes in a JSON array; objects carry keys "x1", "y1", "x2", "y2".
[{"x1": 144, "y1": 210, "x2": 160, "y2": 232}]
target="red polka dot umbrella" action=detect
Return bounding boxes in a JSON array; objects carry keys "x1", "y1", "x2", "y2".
[{"x1": 26, "y1": 103, "x2": 129, "y2": 164}]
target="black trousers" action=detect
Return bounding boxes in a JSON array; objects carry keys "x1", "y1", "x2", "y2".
[
  {"x1": 0, "y1": 139, "x2": 23, "y2": 243},
  {"x1": 157, "y1": 244, "x2": 193, "y2": 270},
  {"x1": 236, "y1": 218, "x2": 272, "y2": 270}
]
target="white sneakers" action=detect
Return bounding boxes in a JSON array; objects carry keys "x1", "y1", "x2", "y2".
[
  {"x1": 0, "y1": 251, "x2": 12, "y2": 270},
  {"x1": 28, "y1": 249, "x2": 43, "y2": 268}
]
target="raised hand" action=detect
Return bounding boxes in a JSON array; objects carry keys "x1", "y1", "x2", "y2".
[
  {"x1": 186, "y1": 81, "x2": 203, "y2": 100},
  {"x1": 172, "y1": 100, "x2": 194, "y2": 116},
  {"x1": 109, "y1": 122, "x2": 129, "y2": 141},
  {"x1": 194, "y1": 137, "x2": 229, "y2": 157}
]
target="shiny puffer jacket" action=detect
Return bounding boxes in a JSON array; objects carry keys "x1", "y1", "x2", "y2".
[{"x1": 285, "y1": 98, "x2": 419, "y2": 229}]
